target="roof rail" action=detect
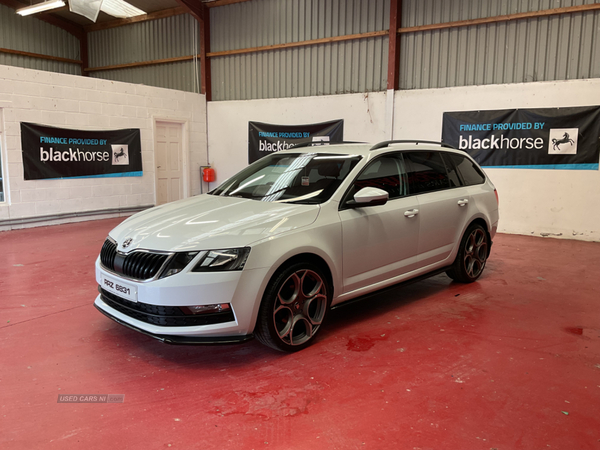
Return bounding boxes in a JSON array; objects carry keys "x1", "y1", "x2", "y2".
[
  {"x1": 370, "y1": 140, "x2": 458, "y2": 151},
  {"x1": 291, "y1": 140, "x2": 366, "y2": 149}
]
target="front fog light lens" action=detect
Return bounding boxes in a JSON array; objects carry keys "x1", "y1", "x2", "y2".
[
  {"x1": 159, "y1": 252, "x2": 199, "y2": 279},
  {"x1": 192, "y1": 247, "x2": 250, "y2": 272},
  {"x1": 181, "y1": 304, "x2": 232, "y2": 315}
]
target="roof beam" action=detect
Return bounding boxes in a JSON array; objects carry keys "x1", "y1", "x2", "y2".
[
  {"x1": 387, "y1": 0, "x2": 401, "y2": 91},
  {"x1": 207, "y1": 30, "x2": 388, "y2": 57},
  {"x1": 85, "y1": 54, "x2": 201, "y2": 72},
  {"x1": 199, "y1": 4, "x2": 212, "y2": 101},
  {"x1": 174, "y1": 0, "x2": 206, "y2": 22},
  {"x1": 205, "y1": 0, "x2": 251, "y2": 7},
  {"x1": 0, "y1": 47, "x2": 81, "y2": 65},
  {"x1": 397, "y1": 3, "x2": 600, "y2": 34}
]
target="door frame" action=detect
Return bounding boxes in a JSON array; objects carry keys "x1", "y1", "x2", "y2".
[{"x1": 152, "y1": 117, "x2": 190, "y2": 204}]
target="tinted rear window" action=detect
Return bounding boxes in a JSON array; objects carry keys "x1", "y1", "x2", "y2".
[
  {"x1": 404, "y1": 151, "x2": 450, "y2": 194},
  {"x1": 446, "y1": 153, "x2": 486, "y2": 186}
]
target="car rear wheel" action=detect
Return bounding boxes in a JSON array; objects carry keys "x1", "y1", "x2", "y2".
[
  {"x1": 255, "y1": 262, "x2": 331, "y2": 352},
  {"x1": 446, "y1": 223, "x2": 489, "y2": 283}
]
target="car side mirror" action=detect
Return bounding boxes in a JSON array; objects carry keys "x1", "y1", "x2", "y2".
[{"x1": 347, "y1": 187, "x2": 389, "y2": 208}]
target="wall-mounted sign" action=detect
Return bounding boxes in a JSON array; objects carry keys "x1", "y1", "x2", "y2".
[
  {"x1": 442, "y1": 106, "x2": 600, "y2": 170},
  {"x1": 21, "y1": 122, "x2": 143, "y2": 180},
  {"x1": 248, "y1": 119, "x2": 344, "y2": 164}
]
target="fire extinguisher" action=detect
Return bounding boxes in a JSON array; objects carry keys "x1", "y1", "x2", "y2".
[
  {"x1": 202, "y1": 167, "x2": 215, "y2": 183},
  {"x1": 201, "y1": 166, "x2": 215, "y2": 194}
]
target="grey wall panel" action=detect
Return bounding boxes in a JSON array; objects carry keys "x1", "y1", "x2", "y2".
[
  {"x1": 212, "y1": 37, "x2": 388, "y2": 100},
  {"x1": 91, "y1": 60, "x2": 200, "y2": 93},
  {"x1": 399, "y1": 0, "x2": 600, "y2": 89},
  {"x1": 0, "y1": 4, "x2": 80, "y2": 75},
  {"x1": 89, "y1": 14, "x2": 198, "y2": 66},
  {"x1": 88, "y1": 14, "x2": 201, "y2": 93},
  {"x1": 211, "y1": 0, "x2": 389, "y2": 100}
]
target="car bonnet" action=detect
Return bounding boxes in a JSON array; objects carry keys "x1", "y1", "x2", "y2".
[{"x1": 108, "y1": 194, "x2": 320, "y2": 253}]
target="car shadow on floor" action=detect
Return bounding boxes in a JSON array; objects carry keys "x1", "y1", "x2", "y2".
[
  {"x1": 96, "y1": 273, "x2": 459, "y2": 369},
  {"x1": 323, "y1": 273, "x2": 454, "y2": 337}
]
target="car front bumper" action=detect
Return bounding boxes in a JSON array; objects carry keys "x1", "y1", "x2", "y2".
[
  {"x1": 94, "y1": 258, "x2": 271, "y2": 343},
  {"x1": 94, "y1": 298, "x2": 253, "y2": 345}
]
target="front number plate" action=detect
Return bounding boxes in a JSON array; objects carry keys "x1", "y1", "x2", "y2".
[{"x1": 101, "y1": 274, "x2": 138, "y2": 302}]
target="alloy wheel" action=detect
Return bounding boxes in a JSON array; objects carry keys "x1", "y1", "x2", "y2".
[
  {"x1": 272, "y1": 269, "x2": 328, "y2": 346},
  {"x1": 463, "y1": 228, "x2": 488, "y2": 279}
]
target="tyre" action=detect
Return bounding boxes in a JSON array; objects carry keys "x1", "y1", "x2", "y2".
[
  {"x1": 255, "y1": 262, "x2": 331, "y2": 352},
  {"x1": 446, "y1": 223, "x2": 489, "y2": 283}
]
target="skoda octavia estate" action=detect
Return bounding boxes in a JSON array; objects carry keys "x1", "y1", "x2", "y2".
[{"x1": 95, "y1": 141, "x2": 499, "y2": 351}]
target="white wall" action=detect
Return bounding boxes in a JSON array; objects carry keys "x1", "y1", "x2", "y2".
[
  {"x1": 393, "y1": 79, "x2": 600, "y2": 241},
  {"x1": 207, "y1": 92, "x2": 388, "y2": 185},
  {"x1": 207, "y1": 79, "x2": 600, "y2": 242},
  {"x1": 0, "y1": 65, "x2": 207, "y2": 230}
]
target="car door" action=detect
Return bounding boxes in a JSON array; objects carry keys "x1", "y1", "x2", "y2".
[
  {"x1": 403, "y1": 151, "x2": 472, "y2": 267},
  {"x1": 338, "y1": 153, "x2": 421, "y2": 295}
]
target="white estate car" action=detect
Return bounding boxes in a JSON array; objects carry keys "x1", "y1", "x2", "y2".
[{"x1": 95, "y1": 141, "x2": 499, "y2": 352}]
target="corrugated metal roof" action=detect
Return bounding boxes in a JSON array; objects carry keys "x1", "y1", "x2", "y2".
[
  {"x1": 210, "y1": 0, "x2": 389, "y2": 100},
  {"x1": 1, "y1": 0, "x2": 598, "y2": 96},
  {"x1": 399, "y1": 0, "x2": 600, "y2": 89},
  {"x1": 0, "y1": 3, "x2": 80, "y2": 75},
  {"x1": 91, "y1": 61, "x2": 200, "y2": 92},
  {"x1": 88, "y1": 14, "x2": 201, "y2": 93}
]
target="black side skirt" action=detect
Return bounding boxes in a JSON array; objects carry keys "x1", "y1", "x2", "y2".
[{"x1": 331, "y1": 266, "x2": 452, "y2": 310}]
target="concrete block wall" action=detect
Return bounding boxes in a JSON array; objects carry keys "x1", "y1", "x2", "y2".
[{"x1": 0, "y1": 65, "x2": 208, "y2": 230}]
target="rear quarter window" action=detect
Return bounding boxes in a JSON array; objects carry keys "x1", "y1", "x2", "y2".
[
  {"x1": 447, "y1": 153, "x2": 486, "y2": 186},
  {"x1": 404, "y1": 151, "x2": 450, "y2": 194}
]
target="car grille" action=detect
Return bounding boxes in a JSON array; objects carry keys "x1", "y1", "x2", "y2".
[
  {"x1": 100, "y1": 238, "x2": 169, "y2": 281},
  {"x1": 99, "y1": 289, "x2": 235, "y2": 327}
]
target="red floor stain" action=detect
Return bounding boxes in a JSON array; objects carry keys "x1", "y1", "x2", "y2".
[
  {"x1": 565, "y1": 326, "x2": 584, "y2": 335},
  {"x1": 347, "y1": 334, "x2": 388, "y2": 352},
  {"x1": 1, "y1": 220, "x2": 600, "y2": 450}
]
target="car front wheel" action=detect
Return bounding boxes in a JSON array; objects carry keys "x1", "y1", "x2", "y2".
[
  {"x1": 255, "y1": 262, "x2": 331, "y2": 352},
  {"x1": 446, "y1": 223, "x2": 489, "y2": 283}
]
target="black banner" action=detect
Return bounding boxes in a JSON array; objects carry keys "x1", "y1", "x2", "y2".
[
  {"x1": 248, "y1": 119, "x2": 344, "y2": 164},
  {"x1": 21, "y1": 122, "x2": 143, "y2": 180},
  {"x1": 442, "y1": 106, "x2": 600, "y2": 170}
]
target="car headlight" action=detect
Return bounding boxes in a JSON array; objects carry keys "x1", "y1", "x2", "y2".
[
  {"x1": 159, "y1": 252, "x2": 199, "y2": 279},
  {"x1": 192, "y1": 247, "x2": 251, "y2": 272}
]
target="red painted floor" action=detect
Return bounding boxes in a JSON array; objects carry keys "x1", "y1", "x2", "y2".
[{"x1": 1, "y1": 218, "x2": 599, "y2": 450}]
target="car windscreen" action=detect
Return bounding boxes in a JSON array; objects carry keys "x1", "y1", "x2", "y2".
[{"x1": 209, "y1": 152, "x2": 362, "y2": 204}]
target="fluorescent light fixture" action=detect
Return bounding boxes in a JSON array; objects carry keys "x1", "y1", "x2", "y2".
[
  {"x1": 17, "y1": 0, "x2": 65, "y2": 16},
  {"x1": 101, "y1": 0, "x2": 145, "y2": 18}
]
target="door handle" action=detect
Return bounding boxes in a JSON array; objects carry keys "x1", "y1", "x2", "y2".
[
  {"x1": 458, "y1": 199, "x2": 469, "y2": 207},
  {"x1": 404, "y1": 209, "x2": 419, "y2": 218}
]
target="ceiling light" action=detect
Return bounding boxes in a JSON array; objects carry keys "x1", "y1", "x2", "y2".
[
  {"x1": 16, "y1": 0, "x2": 65, "y2": 16},
  {"x1": 101, "y1": 0, "x2": 145, "y2": 18}
]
